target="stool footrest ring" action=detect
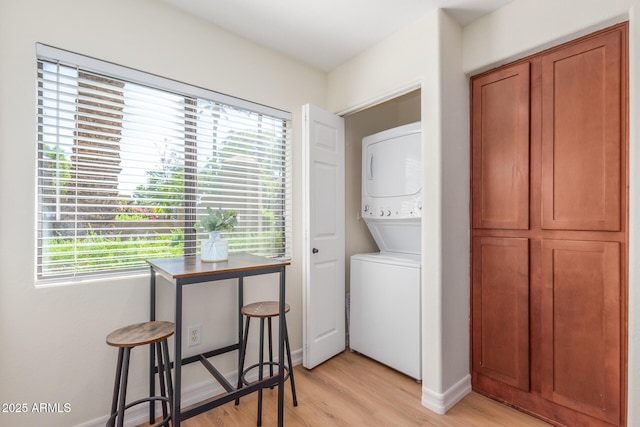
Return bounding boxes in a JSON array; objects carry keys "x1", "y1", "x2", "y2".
[
  {"x1": 107, "y1": 396, "x2": 172, "y2": 427},
  {"x1": 241, "y1": 362, "x2": 291, "y2": 387}
]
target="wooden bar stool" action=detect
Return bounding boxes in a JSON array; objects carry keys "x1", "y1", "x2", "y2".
[
  {"x1": 106, "y1": 321, "x2": 174, "y2": 427},
  {"x1": 237, "y1": 301, "x2": 297, "y2": 426}
]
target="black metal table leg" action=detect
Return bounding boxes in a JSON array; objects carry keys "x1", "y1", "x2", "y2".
[
  {"x1": 149, "y1": 268, "x2": 156, "y2": 424},
  {"x1": 258, "y1": 318, "x2": 265, "y2": 426},
  {"x1": 236, "y1": 316, "x2": 250, "y2": 406},
  {"x1": 174, "y1": 279, "x2": 183, "y2": 427},
  {"x1": 236, "y1": 277, "x2": 244, "y2": 403},
  {"x1": 277, "y1": 266, "x2": 285, "y2": 427}
]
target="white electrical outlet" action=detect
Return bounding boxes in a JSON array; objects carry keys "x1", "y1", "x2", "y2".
[{"x1": 188, "y1": 325, "x2": 202, "y2": 347}]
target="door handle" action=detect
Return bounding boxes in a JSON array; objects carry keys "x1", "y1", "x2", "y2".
[{"x1": 312, "y1": 248, "x2": 319, "y2": 254}]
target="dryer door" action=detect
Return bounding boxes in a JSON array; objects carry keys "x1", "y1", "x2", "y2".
[{"x1": 363, "y1": 122, "x2": 421, "y2": 199}]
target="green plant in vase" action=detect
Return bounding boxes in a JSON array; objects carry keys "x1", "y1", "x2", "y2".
[
  {"x1": 196, "y1": 207, "x2": 238, "y2": 262},
  {"x1": 197, "y1": 207, "x2": 238, "y2": 232}
]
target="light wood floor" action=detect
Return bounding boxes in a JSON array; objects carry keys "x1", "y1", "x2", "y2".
[{"x1": 141, "y1": 350, "x2": 551, "y2": 426}]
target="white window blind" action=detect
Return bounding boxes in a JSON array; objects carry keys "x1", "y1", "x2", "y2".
[{"x1": 36, "y1": 45, "x2": 292, "y2": 281}]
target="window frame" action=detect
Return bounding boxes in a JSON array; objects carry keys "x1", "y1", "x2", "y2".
[{"x1": 35, "y1": 44, "x2": 292, "y2": 283}]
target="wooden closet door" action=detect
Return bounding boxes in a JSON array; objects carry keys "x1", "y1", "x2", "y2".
[
  {"x1": 540, "y1": 239, "x2": 621, "y2": 424},
  {"x1": 472, "y1": 236, "x2": 530, "y2": 390},
  {"x1": 472, "y1": 62, "x2": 530, "y2": 230},
  {"x1": 541, "y1": 30, "x2": 622, "y2": 231},
  {"x1": 471, "y1": 23, "x2": 627, "y2": 427}
]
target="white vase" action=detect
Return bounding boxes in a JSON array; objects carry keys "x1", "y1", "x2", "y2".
[{"x1": 201, "y1": 231, "x2": 229, "y2": 262}]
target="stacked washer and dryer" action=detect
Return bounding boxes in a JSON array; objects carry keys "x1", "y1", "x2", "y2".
[{"x1": 350, "y1": 121, "x2": 422, "y2": 381}]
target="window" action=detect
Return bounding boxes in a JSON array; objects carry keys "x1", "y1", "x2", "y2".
[{"x1": 36, "y1": 45, "x2": 292, "y2": 281}]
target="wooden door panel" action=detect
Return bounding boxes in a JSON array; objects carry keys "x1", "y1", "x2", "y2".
[
  {"x1": 541, "y1": 31, "x2": 622, "y2": 231},
  {"x1": 472, "y1": 236, "x2": 530, "y2": 390},
  {"x1": 472, "y1": 62, "x2": 530, "y2": 230},
  {"x1": 541, "y1": 239, "x2": 620, "y2": 424}
]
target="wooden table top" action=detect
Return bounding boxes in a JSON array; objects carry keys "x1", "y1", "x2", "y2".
[{"x1": 147, "y1": 253, "x2": 290, "y2": 280}]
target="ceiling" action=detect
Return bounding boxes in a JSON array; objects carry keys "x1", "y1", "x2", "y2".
[{"x1": 160, "y1": 0, "x2": 514, "y2": 71}]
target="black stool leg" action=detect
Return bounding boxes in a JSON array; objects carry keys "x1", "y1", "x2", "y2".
[
  {"x1": 108, "y1": 348, "x2": 125, "y2": 427},
  {"x1": 156, "y1": 342, "x2": 169, "y2": 422},
  {"x1": 268, "y1": 317, "x2": 274, "y2": 383},
  {"x1": 257, "y1": 318, "x2": 265, "y2": 427},
  {"x1": 117, "y1": 347, "x2": 131, "y2": 427},
  {"x1": 161, "y1": 338, "x2": 174, "y2": 423},
  {"x1": 284, "y1": 319, "x2": 298, "y2": 406},
  {"x1": 235, "y1": 316, "x2": 251, "y2": 406}
]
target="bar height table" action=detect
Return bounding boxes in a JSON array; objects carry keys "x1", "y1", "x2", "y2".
[{"x1": 147, "y1": 253, "x2": 290, "y2": 427}]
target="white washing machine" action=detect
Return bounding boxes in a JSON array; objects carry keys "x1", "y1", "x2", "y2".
[
  {"x1": 350, "y1": 121, "x2": 422, "y2": 380},
  {"x1": 350, "y1": 252, "x2": 421, "y2": 379}
]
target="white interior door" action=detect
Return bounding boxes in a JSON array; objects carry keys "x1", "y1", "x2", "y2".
[{"x1": 302, "y1": 104, "x2": 346, "y2": 369}]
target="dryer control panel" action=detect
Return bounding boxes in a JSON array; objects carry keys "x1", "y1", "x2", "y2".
[{"x1": 362, "y1": 196, "x2": 422, "y2": 219}]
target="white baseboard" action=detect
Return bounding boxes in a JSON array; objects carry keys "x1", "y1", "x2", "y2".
[
  {"x1": 421, "y1": 374, "x2": 471, "y2": 415},
  {"x1": 75, "y1": 349, "x2": 303, "y2": 427}
]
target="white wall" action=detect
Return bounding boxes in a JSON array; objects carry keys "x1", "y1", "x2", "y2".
[
  {"x1": 328, "y1": 16, "x2": 430, "y2": 115},
  {"x1": 463, "y1": 0, "x2": 632, "y2": 74},
  {"x1": 329, "y1": 9, "x2": 472, "y2": 413},
  {"x1": 0, "y1": 0, "x2": 326, "y2": 425},
  {"x1": 464, "y1": 0, "x2": 639, "y2": 425},
  {"x1": 437, "y1": 11, "x2": 471, "y2": 399}
]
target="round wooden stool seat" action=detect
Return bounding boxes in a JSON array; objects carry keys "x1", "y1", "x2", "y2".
[
  {"x1": 106, "y1": 321, "x2": 175, "y2": 427},
  {"x1": 241, "y1": 301, "x2": 290, "y2": 318},
  {"x1": 106, "y1": 321, "x2": 174, "y2": 348}
]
